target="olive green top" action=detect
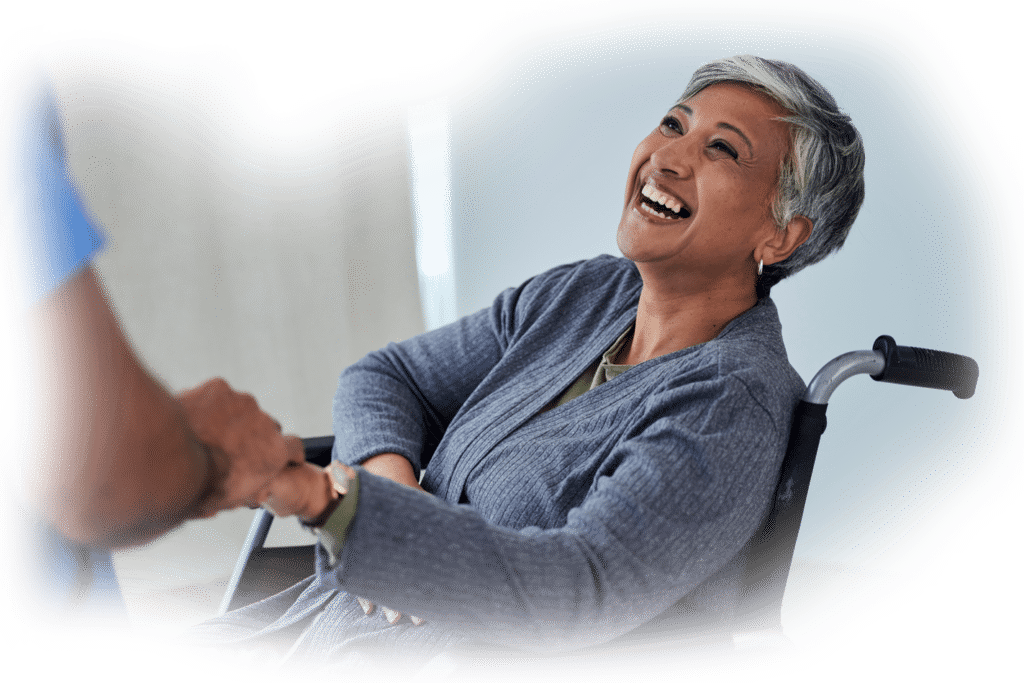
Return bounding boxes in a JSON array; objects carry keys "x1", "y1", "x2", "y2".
[{"x1": 552, "y1": 325, "x2": 636, "y2": 408}]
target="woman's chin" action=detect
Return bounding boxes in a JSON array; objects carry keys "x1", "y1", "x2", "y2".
[
  {"x1": 616, "y1": 222, "x2": 667, "y2": 264},
  {"x1": 615, "y1": 234, "x2": 640, "y2": 262}
]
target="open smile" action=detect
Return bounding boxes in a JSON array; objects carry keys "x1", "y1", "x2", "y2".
[{"x1": 639, "y1": 180, "x2": 691, "y2": 220}]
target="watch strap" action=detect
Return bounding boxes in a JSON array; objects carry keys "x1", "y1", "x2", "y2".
[{"x1": 309, "y1": 464, "x2": 360, "y2": 566}]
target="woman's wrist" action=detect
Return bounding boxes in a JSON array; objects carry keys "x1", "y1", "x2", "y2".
[
  {"x1": 299, "y1": 464, "x2": 356, "y2": 528},
  {"x1": 298, "y1": 468, "x2": 337, "y2": 525}
]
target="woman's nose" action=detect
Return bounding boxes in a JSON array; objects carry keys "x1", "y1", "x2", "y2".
[{"x1": 650, "y1": 136, "x2": 697, "y2": 178}]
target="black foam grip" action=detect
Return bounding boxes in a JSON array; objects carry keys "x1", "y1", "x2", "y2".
[{"x1": 870, "y1": 335, "x2": 979, "y2": 399}]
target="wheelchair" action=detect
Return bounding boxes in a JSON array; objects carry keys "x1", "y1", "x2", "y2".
[{"x1": 214, "y1": 333, "x2": 974, "y2": 675}]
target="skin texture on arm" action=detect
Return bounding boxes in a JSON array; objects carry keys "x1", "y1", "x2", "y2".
[
  {"x1": 29, "y1": 266, "x2": 301, "y2": 548},
  {"x1": 264, "y1": 452, "x2": 426, "y2": 625},
  {"x1": 265, "y1": 453, "x2": 423, "y2": 522},
  {"x1": 360, "y1": 453, "x2": 423, "y2": 491}
]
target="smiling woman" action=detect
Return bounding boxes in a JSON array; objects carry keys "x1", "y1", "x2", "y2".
[
  {"x1": 190, "y1": 55, "x2": 866, "y2": 668},
  {"x1": 610, "y1": 53, "x2": 863, "y2": 364},
  {"x1": 617, "y1": 82, "x2": 814, "y2": 357}
]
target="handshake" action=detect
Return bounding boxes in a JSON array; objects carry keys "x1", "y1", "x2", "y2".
[
  {"x1": 183, "y1": 379, "x2": 425, "y2": 627},
  {"x1": 179, "y1": 378, "x2": 336, "y2": 525},
  {"x1": 29, "y1": 268, "x2": 343, "y2": 550}
]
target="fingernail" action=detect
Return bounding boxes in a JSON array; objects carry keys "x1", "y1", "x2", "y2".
[
  {"x1": 381, "y1": 607, "x2": 401, "y2": 624},
  {"x1": 410, "y1": 616, "x2": 425, "y2": 626},
  {"x1": 357, "y1": 597, "x2": 373, "y2": 615}
]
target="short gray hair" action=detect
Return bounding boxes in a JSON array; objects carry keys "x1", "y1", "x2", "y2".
[{"x1": 679, "y1": 55, "x2": 865, "y2": 295}]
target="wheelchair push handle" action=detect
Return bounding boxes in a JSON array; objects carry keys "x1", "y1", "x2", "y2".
[{"x1": 870, "y1": 335, "x2": 979, "y2": 399}]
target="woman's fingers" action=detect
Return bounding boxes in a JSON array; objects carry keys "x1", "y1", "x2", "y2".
[
  {"x1": 261, "y1": 462, "x2": 326, "y2": 519},
  {"x1": 356, "y1": 598, "x2": 425, "y2": 626}
]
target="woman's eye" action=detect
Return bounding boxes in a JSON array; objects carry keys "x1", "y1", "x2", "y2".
[
  {"x1": 659, "y1": 116, "x2": 682, "y2": 135},
  {"x1": 710, "y1": 141, "x2": 738, "y2": 159}
]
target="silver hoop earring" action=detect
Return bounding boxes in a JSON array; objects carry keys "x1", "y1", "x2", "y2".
[{"x1": 757, "y1": 259, "x2": 763, "y2": 276}]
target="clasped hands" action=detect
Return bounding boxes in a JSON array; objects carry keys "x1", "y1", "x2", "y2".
[{"x1": 178, "y1": 380, "x2": 425, "y2": 625}]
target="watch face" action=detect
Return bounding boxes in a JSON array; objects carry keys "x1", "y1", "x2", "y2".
[{"x1": 326, "y1": 462, "x2": 352, "y2": 496}]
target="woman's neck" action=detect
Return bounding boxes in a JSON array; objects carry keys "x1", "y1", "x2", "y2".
[{"x1": 619, "y1": 267, "x2": 759, "y2": 365}]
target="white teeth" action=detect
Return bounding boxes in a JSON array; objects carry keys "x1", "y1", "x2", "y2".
[
  {"x1": 641, "y1": 181, "x2": 684, "y2": 215},
  {"x1": 640, "y1": 203, "x2": 668, "y2": 219}
]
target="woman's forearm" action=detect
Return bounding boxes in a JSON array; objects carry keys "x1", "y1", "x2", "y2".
[
  {"x1": 360, "y1": 453, "x2": 423, "y2": 491},
  {"x1": 331, "y1": 308, "x2": 509, "y2": 477}
]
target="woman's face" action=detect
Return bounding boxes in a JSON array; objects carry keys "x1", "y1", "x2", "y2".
[{"x1": 617, "y1": 82, "x2": 793, "y2": 286}]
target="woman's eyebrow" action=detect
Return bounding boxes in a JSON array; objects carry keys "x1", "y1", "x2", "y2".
[
  {"x1": 674, "y1": 104, "x2": 753, "y2": 155},
  {"x1": 717, "y1": 122, "x2": 753, "y2": 155}
]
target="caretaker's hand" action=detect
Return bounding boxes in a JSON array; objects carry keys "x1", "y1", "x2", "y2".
[
  {"x1": 178, "y1": 378, "x2": 304, "y2": 516},
  {"x1": 33, "y1": 268, "x2": 303, "y2": 547}
]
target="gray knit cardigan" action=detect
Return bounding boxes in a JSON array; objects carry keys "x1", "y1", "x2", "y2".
[{"x1": 194, "y1": 255, "x2": 806, "y2": 662}]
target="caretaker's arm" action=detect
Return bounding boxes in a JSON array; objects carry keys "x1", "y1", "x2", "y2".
[
  {"x1": 21, "y1": 89, "x2": 301, "y2": 550},
  {"x1": 31, "y1": 267, "x2": 302, "y2": 548}
]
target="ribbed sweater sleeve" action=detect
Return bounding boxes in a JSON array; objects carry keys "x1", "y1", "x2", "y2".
[
  {"x1": 323, "y1": 256, "x2": 802, "y2": 652},
  {"x1": 331, "y1": 261, "x2": 582, "y2": 478},
  {"x1": 322, "y1": 376, "x2": 783, "y2": 651}
]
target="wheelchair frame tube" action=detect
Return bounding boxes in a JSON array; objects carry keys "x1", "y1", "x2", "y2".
[
  {"x1": 218, "y1": 509, "x2": 274, "y2": 615},
  {"x1": 805, "y1": 350, "x2": 885, "y2": 405}
]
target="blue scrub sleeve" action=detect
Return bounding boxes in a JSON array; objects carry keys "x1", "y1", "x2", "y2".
[
  {"x1": 8, "y1": 58, "x2": 102, "y2": 309},
  {"x1": 19, "y1": 88, "x2": 123, "y2": 616}
]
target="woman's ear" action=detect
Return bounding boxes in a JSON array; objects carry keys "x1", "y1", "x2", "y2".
[{"x1": 761, "y1": 215, "x2": 813, "y2": 266}]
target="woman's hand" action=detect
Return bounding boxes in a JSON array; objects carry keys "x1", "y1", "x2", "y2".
[
  {"x1": 262, "y1": 451, "x2": 427, "y2": 624},
  {"x1": 261, "y1": 461, "x2": 335, "y2": 522},
  {"x1": 356, "y1": 597, "x2": 425, "y2": 626},
  {"x1": 263, "y1": 451, "x2": 428, "y2": 624},
  {"x1": 355, "y1": 452, "x2": 427, "y2": 625}
]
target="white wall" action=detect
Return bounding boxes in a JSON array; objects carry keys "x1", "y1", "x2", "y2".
[{"x1": 38, "y1": 38, "x2": 423, "y2": 634}]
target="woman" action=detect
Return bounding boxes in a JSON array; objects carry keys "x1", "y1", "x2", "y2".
[{"x1": 193, "y1": 55, "x2": 865, "y2": 664}]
